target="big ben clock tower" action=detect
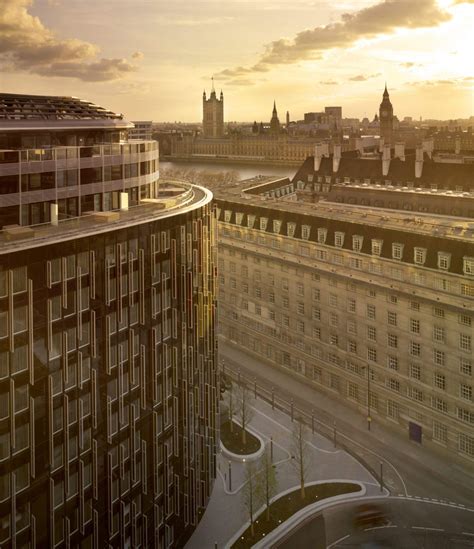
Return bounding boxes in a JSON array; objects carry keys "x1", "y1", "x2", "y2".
[{"x1": 379, "y1": 84, "x2": 393, "y2": 144}]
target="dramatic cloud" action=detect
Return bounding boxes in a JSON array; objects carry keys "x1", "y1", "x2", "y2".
[
  {"x1": 349, "y1": 72, "x2": 381, "y2": 81},
  {"x1": 0, "y1": 0, "x2": 139, "y2": 81},
  {"x1": 217, "y1": 0, "x2": 451, "y2": 79}
]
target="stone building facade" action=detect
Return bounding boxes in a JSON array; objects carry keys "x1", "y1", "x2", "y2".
[{"x1": 214, "y1": 160, "x2": 474, "y2": 466}]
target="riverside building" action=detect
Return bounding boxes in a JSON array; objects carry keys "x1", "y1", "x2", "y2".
[
  {"x1": 0, "y1": 93, "x2": 218, "y2": 547},
  {"x1": 215, "y1": 147, "x2": 474, "y2": 465}
]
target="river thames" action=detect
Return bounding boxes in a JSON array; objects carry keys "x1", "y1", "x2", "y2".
[{"x1": 160, "y1": 160, "x2": 298, "y2": 181}]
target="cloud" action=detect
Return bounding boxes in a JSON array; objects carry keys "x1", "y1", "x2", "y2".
[
  {"x1": 0, "y1": 0, "x2": 139, "y2": 82},
  {"x1": 349, "y1": 72, "x2": 381, "y2": 81},
  {"x1": 400, "y1": 61, "x2": 422, "y2": 68},
  {"x1": 132, "y1": 51, "x2": 144, "y2": 60},
  {"x1": 156, "y1": 15, "x2": 234, "y2": 27},
  {"x1": 319, "y1": 80, "x2": 338, "y2": 85},
  {"x1": 217, "y1": 0, "x2": 451, "y2": 80},
  {"x1": 406, "y1": 77, "x2": 473, "y2": 87},
  {"x1": 452, "y1": 0, "x2": 474, "y2": 3}
]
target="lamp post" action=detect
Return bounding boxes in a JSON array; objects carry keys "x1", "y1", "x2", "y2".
[{"x1": 367, "y1": 365, "x2": 372, "y2": 431}]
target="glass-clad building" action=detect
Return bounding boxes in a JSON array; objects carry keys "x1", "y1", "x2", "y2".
[{"x1": 0, "y1": 94, "x2": 218, "y2": 548}]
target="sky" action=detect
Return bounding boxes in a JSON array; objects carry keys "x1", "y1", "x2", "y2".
[{"x1": 0, "y1": 0, "x2": 473, "y2": 122}]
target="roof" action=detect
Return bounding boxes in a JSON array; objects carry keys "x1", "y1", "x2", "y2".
[{"x1": 0, "y1": 93, "x2": 123, "y2": 121}]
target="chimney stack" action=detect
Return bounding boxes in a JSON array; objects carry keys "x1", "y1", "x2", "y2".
[
  {"x1": 415, "y1": 146, "x2": 424, "y2": 178},
  {"x1": 394, "y1": 142, "x2": 405, "y2": 161},
  {"x1": 333, "y1": 143, "x2": 342, "y2": 173},
  {"x1": 382, "y1": 143, "x2": 391, "y2": 176},
  {"x1": 314, "y1": 142, "x2": 329, "y2": 171},
  {"x1": 422, "y1": 138, "x2": 434, "y2": 159}
]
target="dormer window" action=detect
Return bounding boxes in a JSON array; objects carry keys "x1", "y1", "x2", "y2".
[
  {"x1": 224, "y1": 210, "x2": 232, "y2": 223},
  {"x1": 260, "y1": 217, "x2": 268, "y2": 231},
  {"x1": 317, "y1": 228, "x2": 327, "y2": 244},
  {"x1": 392, "y1": 242, "x2": 404, "y2": 260},
  {"x1": 344, "y1": 177, "x2": 350, "y2": 183},
  {"x1": 308, "y1": 174, "x2": 313, "y2": 183},
  {"x1": 273, "y1": 220, "x2": 282, "y2": 234},
  {"x1": 287, "y1": 222, "x2": 296, "y2": 238},
  {"x1": 414, "y1": 247, "x2": 427, "y2": 265},
  {"x1": 438, "y1": 252, "x2": 451, "y2": 271},
  {"x1": 352, "y1": 235, "x2": 363, "y2": 253},
  {"x1": 235, "y1": 212, "x2": 244, "y2": 225},
  {"x1": 325, "y1": 176, "x2": 331, "y2": 183},
  {"x1": 335, "y1": 232, "x2": 345, "y2": 248},
  {"x1": 301, "y1": 225, "x2": 311, "y2": 240},
  {"x1": 247, "y1": 214, "x2": 256, "y2": 228},
  {"x1": 371, "y1": 239, "x2": 383, "y2": 256},
  {"x1": 463, "y1": 257, "x2": 474, "y2": 277}
]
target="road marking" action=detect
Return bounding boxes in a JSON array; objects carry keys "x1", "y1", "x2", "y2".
[
  {"x1": 327, "y1": 534, "x2": 350, "y2": 548},
  {"x1": 365, "y1": 525, "x2": 397, "y2": 531},
  {"x1": 412, "y1": 526, "x2": 444, "y2": 532}
]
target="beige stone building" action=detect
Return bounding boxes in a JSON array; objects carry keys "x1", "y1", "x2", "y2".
[{"x1": 214, "y1": 152, "x2": 474, "y2": 465}]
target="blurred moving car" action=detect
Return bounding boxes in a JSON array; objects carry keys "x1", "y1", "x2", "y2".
[{"x1": 353, "y1": 503, "x2": 388, "y2": 530}]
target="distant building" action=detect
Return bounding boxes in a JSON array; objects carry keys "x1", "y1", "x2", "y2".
[
  {"x1": 202, "y1": 80, "x2": 224, "y2": 138},
  {"x1": 379, "y1": 84, "x2": 394, "y2": 144},
  {"x1": 0, "y1": 93, "x2": 217, "y2": 547},
  {"x1": 270, "y1": 101, "x2": 281, "y2": 135},
  {"x1": 215, "y1": 147, "x2": 474, "y2": 467},
  {"x1": 129, "y1": 120, "x2": 153, "y2": 140}
]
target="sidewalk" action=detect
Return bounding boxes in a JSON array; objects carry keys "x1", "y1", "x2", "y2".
[
  {"x1": 219, "y1": 340, "x2": 474, "y2": 506},
  {"x1": 185, "y1": 389, "x2": 383, "y2": 549}
]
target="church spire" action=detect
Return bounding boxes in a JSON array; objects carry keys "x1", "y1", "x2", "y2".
[
  {"x1": 273, "y1": 100, "x2": 277, "y2": 115},
  {"x1": 383, "y1": 82, "x2": 389, "y2": 98},
  {"x1": 211, "y1": 76, "x2": 215, "y2": 93}
]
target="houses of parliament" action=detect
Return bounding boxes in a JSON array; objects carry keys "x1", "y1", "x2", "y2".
[{"x1": 169, "y1": 84, "x2": 395, "y2": 163}]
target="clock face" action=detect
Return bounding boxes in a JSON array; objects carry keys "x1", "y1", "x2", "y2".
[{"x1": 381, "y1": 110, "x2": 388, "y2": 117}]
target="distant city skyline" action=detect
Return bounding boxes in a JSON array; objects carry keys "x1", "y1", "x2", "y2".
[{"x1": 1, "y1": 0, "x2": 473, "y2": 121}]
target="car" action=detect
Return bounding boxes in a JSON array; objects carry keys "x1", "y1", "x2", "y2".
[{"x1": 353, "y1": 503, "x2": 388, "y2": 530}]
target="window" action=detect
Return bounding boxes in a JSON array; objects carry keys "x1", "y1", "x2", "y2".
[
  {"x1": 414, "y1": 247, "x2": 427, "y2": 265},
  {"x1": 371, "y1": 239, "x2": 383, "y2": 256},
  {"x1": 388, "y1": 294, "x2": 398, "y2": 304},
  {"x1": 459, "y1": 434, "x2": 474, "y2": 457},
  {"x1": 348, "y1": 382, "x2": 359, "y2": 401},
  {"x1": 347, "y1": 320, "x2": 357, "y2": 335},
  {"x1": 460, "y1": 383, "x2": 472, "y2": 401},
  {"x1": 387, "y1": 311, "x2": 397, "y2": 326},
  {"x1": 287, "y1": 222, "x2": 296, "y2": 237},
  {"x1": 388, "y1": 334, "x2": 398, "y2": 348},
  {"x1": 387, "y1": 378, "x2": 400, "y2": 392},
  {"x1": 329, "y1": 294, "x2": 338, "y2": 307},
  {"x1": 329, "y1": 333, "x2": 338, "y2": 346},
  {"x1": 297, "y1": 302, "x2": 305, "y2": 315},
  {"x1": 433, "y1": 421, "x2": 448, "y2": 444},
  {"x1": 329, "y1": 312, "x2": 338, "y2": 327},
  {"x1": 312, "y1": 326, "x2": 321, "y2": 339},
  {"x1": 347, "y1": 298, "x2": 356, "y2": 313},
  {"x1": 437, "y1": 252, "x2": 451, "y2": 270},
  {"x1": 282, "y1": 297, "x2": 289, "y2": 308},
  {"x1": 269, "y1": 292, "x2": 275, "y2": 303},
  {"x1": 301, "y1": 225, "x2": 311, "y2": 240},
  {"x1": 367, "y1": 326, "x2": 377, "y2": 341},
  {"x1": 431, "y1": 397, "x2": 448, "y2": 413},
  {"x1": 367, "y1": 347, "x2": 377, "y2": 362},
  {"x1": 410, "y1": 301, "x2": 420, "y2": 311},
  {"x1": 297, "y1": 283, "x2": 304, "y2": 296},
  {"x1": 334, "y1": 232, "x2": 345, "y2": 247},
  {"x1": 410, "y1": 319, "x2": 420, "y2": 334},
  {"x1": 242, "y1": 282, "x2": 248, "y2": 293},
  {"x1": 392, "y1": 243, "x2": 404, "y2": 260},
  {"x1": 255, "y1": 287, "x2": 262, "y2": 298},
  {"x1": 408, "y1": 387, "x2": 423, "y2": 402},
  {"x1": 434, "y1": 373, "x2": 446, "y2": 390},
  {"x1": 463, "y1": 256, "x2": 474, "y2": 276},
  {"x1": 459, "y1": 314, "x2": 472, "y2": 327},
  {"x1": 330, "y1": 374, "x2": 340, "y2": 392},
  {"x1": 282, "y1": 315, "x2": 289, "y2": 328},
  {"x1": 317, "y1": 228, "x2": 327, "y2": 244},
  {"x1": 460, "y1": 334, "x2": 472, "y2": 352},
  {"x1": 433, "y1": 326, "x2": 445, "y2": 342},
  {"x1": 255, "y1": 305, "x2": 261, "y2": 316},
  {"x1": 387, "y1": 400, "x2": 399, "y2": 420},
  {"x1": 457, "y1": 408, "x2": 474, "y2": 424},
  {"x1": 352, "y1": 235, "x2": 363, "y2": 252},
  {"x1": 367, "y1": 304, "x2": 376, "y2": 320},
  {"x1": 460, "y1": 358, "x2": 472, "y2": 376},
  {"x1": 312, "y1": 308, "x2": 321, "y2": 321},
  {"x1": 348, "y1": 340, "x2": 357, "y2": 354},
  {"x1": 409, "y1": 363, "x2": 421, "y2": 380},
  {"x1": 433, "y1": 307, "x2": 445, "y2": 318},
  {"x1": 387, "y1": 356, "x2": 398, "y2": 370},
  {"x1": 461, "y1": 283, "x2": 474, "y2": 297},
  {"x1": 410, "y1": 341, "x2": 421, "y2": 357},
  {"x1": 433, "y1": 349, "x2": 445, "y2": 366},
  {"x1": 297, "y1": 320, "x2": 305, "y2": 334}
]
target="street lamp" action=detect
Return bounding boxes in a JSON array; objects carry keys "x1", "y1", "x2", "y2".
[{"x1": 362, "y1": 365, "x2": 372, "y2": 431}]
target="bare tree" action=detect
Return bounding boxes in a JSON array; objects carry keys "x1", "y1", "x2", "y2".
[
  {"x1": 242, "y1": 461, "x2": 261, "y2": 537},
  {"x1": 226, "y1": 380, "x2": 235, "y2": 433},
  {"x1": 290, "y1": 417, "x2": 312, "y2": 499},
  {"x1": 257, "y1": 445, "x2": 278, "y2": 521},
  {"x1": 236, "y1": 382, "x2": 254, "y2": 444}
]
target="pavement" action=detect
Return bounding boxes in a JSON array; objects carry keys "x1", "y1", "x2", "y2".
[
  {"x1": 219, "y1": 339, "x2": 474, "y2": 507},
  {"x1": 185, "y1": 385, "x2": 385, "y2": 549}
]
